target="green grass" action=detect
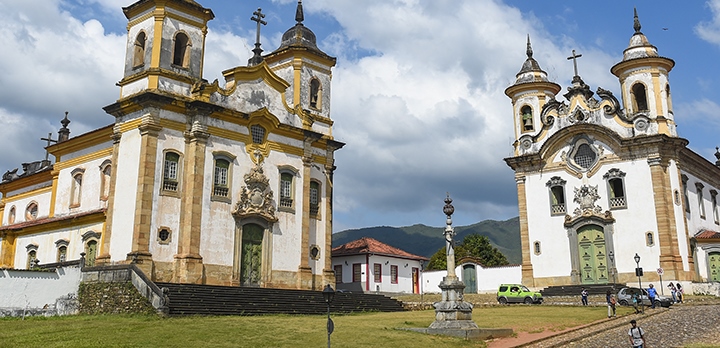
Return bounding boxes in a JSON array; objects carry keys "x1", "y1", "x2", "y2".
[{"x1": 0, "y1": 305, "x2": 621, "y2": 348}]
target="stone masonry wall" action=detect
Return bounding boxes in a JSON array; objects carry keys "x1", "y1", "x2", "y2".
[{"x1": 78, "y1": 282, "x2": 155, "y2": 315}]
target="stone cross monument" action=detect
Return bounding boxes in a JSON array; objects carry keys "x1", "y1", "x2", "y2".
[{"x1": 428, "y1": 193, "x2": 478, "y2": 333}]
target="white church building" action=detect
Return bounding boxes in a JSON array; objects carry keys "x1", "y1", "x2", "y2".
[
  {"x1": 0, "y1": 0, "x2": 343, "y2": 291},
  {"x1": 504, "y1": 10, "x2": 720, "y2": 288}
]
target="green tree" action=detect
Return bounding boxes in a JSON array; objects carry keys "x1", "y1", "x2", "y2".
[{"x1": 425, "y1": 234, "x2": 509, "y2": 271}]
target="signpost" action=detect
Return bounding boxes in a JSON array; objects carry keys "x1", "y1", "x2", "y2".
[{"x1": 657, "y1": 267, "x2": 664, "y2": 295}]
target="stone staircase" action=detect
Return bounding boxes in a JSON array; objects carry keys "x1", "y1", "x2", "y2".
[
  {"x1": 540, "y1": 283, "x2": 624, "y2": 297},
  {"x1": 155, "y1": 282, "x2": 405, "y2": 316}
]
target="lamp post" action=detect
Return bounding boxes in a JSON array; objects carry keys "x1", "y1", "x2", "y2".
[
  {"x1": 322, "y1": 284, "x2": 335, "y2": 348},
  {"x1": 608, "y1": 250, "x2": 616, "y2": 290},
  {"x1": 634, "y1": 253, "x2": 644, "y2": 314}
]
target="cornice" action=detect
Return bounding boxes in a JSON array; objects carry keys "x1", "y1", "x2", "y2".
[
  {"x1": 0, "y1": 209, "x2": 106, "y2": 236},
  {"x1": 0, "y1": 170, "x2": 53, "y2": 196},
  {"x1": 47, "y1": 125, "x2": 114, "y2": 159}
]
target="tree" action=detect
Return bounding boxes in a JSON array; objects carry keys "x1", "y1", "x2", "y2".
[{"x1": 425, "y1": 234, "x2": 509, "y2": 271}]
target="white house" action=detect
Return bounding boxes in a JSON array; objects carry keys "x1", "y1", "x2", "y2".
[
  {"x1": 332, "y1": 237, "x2": 428, "y2": 294},
  {"x1": 423, "y1": 258, "x2": 522, "y2": 294}
]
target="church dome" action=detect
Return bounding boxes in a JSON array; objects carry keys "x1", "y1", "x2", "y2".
[
  {"x1": 276, "y1": 1, "x2": 321, "y2": 52},
  {"x1": 621, "y1": 8, "x2": 659, "y2": 61},
  {"x1": 513, "y1": 35, "x2": 551, "y2": 84}
]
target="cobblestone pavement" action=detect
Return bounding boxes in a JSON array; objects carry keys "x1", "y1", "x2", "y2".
[{"x1": 522, "y1": 304, "x2": 720, "y2": 348}]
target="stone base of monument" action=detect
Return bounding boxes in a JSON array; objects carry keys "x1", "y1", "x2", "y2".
[{"x1": 401, "y1": 326, "x2": 513, "y2": 340}]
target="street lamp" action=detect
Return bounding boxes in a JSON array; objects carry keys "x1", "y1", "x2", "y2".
[
  {"x1": 608, "y1": 250, "x2": 616, "y2": 290},
  {"x1": 322, "y1": 284, "x2": 335, "y2": 348},
  {"x1": 634, "y1": 253, "x2": 644, "y2": 314}
]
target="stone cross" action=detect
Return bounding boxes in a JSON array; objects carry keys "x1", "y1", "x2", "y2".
[
  {"x1": 251, "y1": 8, "x2": 267, "y2": 48},
  {"x1": 443, "y1": 193, "x2": 457, "y2": 279},
  {"x1": 567, "y1": 49, "x2": 583, "y2": 77},
  {"x1": 40, "y1": 132, "x2": 57, "y2": 162}
]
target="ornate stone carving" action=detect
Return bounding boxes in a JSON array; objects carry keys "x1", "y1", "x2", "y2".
[
  {"x1": 572, "y1": 185, "x2": 603, "y2": 216},
  {"x1": 233, "y1": 157, "x2": 277, "y2": 222}
]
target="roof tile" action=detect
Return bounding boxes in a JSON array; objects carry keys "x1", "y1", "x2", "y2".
[{"x1": 332, "y1": 237, "x2": 428, "y2": 261}]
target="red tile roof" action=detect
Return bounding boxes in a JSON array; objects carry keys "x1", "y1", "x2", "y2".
[
  {"x1": 0, "y1": 209, "x2": 106, "y2": 231},
  {"x1": 695, "y1": 229, "x2": 720, "y2": 239},
  {"x1": 332, "y1": 237, "x2": 428, "y2": 261}
]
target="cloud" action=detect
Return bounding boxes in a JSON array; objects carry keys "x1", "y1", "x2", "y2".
[{"x1": 695, "y1": 0, "x2": 720, "y2": 45}]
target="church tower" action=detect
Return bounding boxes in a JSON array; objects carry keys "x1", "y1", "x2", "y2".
[{"x1": 118, "y1": 0, "x2": 214, "y2": 98}]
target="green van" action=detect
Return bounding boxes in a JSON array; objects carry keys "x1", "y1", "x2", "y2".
[{"x1": 497, "y1": 284, "x2": 543, "y2": 304}]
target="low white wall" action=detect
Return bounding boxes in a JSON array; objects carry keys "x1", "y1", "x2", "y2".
[
  {"x1": 0, "y1": 266, "x2": 81, "y2": 316},
  {"x1": 422, "y1": 263, "x2": 522, "y2": 294}
]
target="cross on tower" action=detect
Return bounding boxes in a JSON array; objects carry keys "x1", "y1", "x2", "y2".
[
  {"x1": 567, "y1": 49, "x2": 583, "y2": 77},
  {"x1": 40, "y1": 132, "x2": 57, "y2": 162},
  {"x1": 248, "y1": 8, "x2": 267, "y2": 66}
]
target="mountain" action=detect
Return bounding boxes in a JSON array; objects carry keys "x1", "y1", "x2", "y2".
[{"x1": 332, "y1": 217, "x2": 522, "y2": 265}]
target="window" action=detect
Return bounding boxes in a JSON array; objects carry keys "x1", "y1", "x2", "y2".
[
  {"x1": 546, "y1": 177, "x2": 567, "y2": 215},
  {"x1": 309, "y1": 245, "x2": 320, "y2": 260},
  {"x1": 697, "y1": 182, "x2": 706, "y2": 219},
  {"x1": 374, "y1": 263, "x2": 382, "y2": 283},
  {"x1": 390, "y1": 265, "x2": 398, "y2": 284},
  {"x1": 8, "y1": 206, "x2": 15, "y2": 224},
  {"x1": 334, "y1": 265, "x2": 343, "y2": 283},
  {"x1": 666, "y1": 83, "x2": 673, "y2": 111},
  {"x1": 682, "y1": 175, "x2": 690, "y2": 213},
  {"x1": 70, "y1": 170, "x2": 84, "y2": 208},
  {"x1": 533, "y1": 241, "x2": 541, "y2": 255},
  {"x1": 521, "y1": 105, "x2": 533, "y2": 131},
  {"x1": 157, "y1": 227, "x2": 171, "y2": 244},
  {"x1": 604, "y1": 168, "x2": 627, "y2": 209},
  {"x1": 27, "y1": 249, "x2": 37, "y2": 269},
  {"x1": 574, "y1": 144, "x2": 596, "y2": 170},
  {"x1": 100, "y1": 161, "x2": 112, "y2": 201},
  {"x1": 632, "y1": 83, "x2": 648, "y2": 112},
  {"x1": 309, "y1": 78, "x2": 321, "y2": 109},
  {"x1": 352, "y1": 263, "x2": 361, "y2": 282},
  {"x1": 85, "y1": 240, "x2": 98, "y2": 267},
  {"x1": 250, "y1": 124, "x2": 266, "y2": 144},
  {"x1": 163, "y1": 151, "x2": 181, "y2": 192},
  {"x1": 26, "y1": 202, "x2": 38, "y2": 220},
  {"x1": 133, "y1": 31, "x2": 146, "y2": 67},
  {"x1": 172, "y1": 32, "x2": 190, "y2": 67},
  {"x1": 711, "y1": 190, "x2": 719, "y2": 224},
  {"x1": 310, "y1": 181, "x2": 320, "y2": 216},
  {"x1": 56, "y1": 239, "x2": 69, "y2": 262},
  {"x1": 279, "y1": 172, "x2": 294, "y2": 210},
  {"x1": 646, "y1": 232, "x2": 654, "y2": 246},
  {"x1": 213, "y1": 158, "x2": 230, "y2": 198}
]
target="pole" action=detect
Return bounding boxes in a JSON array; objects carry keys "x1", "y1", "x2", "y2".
[
  {"x1": 327, "y1": 303, "x2": 331, "y2": 348},
  {"x1": 659, "y1": 275, "x2": 664, "y2": 296},
  {"x1": 636, "y1": 263, "x2": 644, "y2": 314}
]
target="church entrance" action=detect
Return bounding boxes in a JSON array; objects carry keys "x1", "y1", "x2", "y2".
[
  {"x1": 577, "y1": 225, "x2": 608, "y2": 285},
  {"x1": 462, "y1": 264, "x2": 477, "y2": 293},
  {"x1": 240, "y1": 224, "x2": 264, "y2": 286},
  {"x1": 709, "y1": 252, "x2": 720, "y2": 282}
]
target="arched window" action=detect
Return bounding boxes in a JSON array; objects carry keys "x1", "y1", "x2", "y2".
[
  {"x1": 604, "y1": 168, "x2": 627, "y2": 209},
  {"x1": 533, "y1": 241, "x2": 541, "y2": 255},
  {"x1": 521, "y1": 105, "x2": 533, "y2": 132},
  {"x1": 133, "y1": 31, "x2": 146, "y2": 68},
  {"x1": 309, "y1": 79, "x2": 321, "y2": 109},
  {"x1": 546, "y1": 176, "x2": 566, "y2": 215},
  {"x1": 26, "y1": 202, "x2": 38, "y2": 221},
  {"x1": 162, "y1": 151, "x2": 181, "y2": 192},
  {"x1": 573, "y1": 144, "x2": 596, "y2": 170},
  {"x1": 646, "y1": 232, "x2": 654, "y2": 246},
  {"x1": 172, "y1": 32, "x2": 191, "y2": 67},
  {"x1": 696, "y1": 182, "x2": 706, "y2": 219},
  {"x1": 8, "y1": 205, "x2": 16, "y2": 224},
  {"x1": 279, "y1": 172, "x2": 294, "y2": 209},
  {"x1": 213, "y1": 158, "x2": 230, "y2": 198},
  {"x1": 100, "y1": 161, "x2": 112, "y2": 201},
  {"x1": 85, "y1": 240, "x2": 98, "y2": 267},
  {"x1": 250, "y1": 124, "x2": 266, "y2": 144},
  {"x1": 632, "y1": 83, "x2": 648, "y2": 112},
  {"x1": 56, "y1": 239, "x2": 69, "y2": 262},
  {"x1": 682, "y1": 175, "x2": 690, "y2": 213},
  {"x1": 711, "y1": 190, "x2": 719, "y2": 224},
  {"x1": 27, "y1": 249, "x2": 37, "y2": 269},
  {"x1": 309, "y1": 181, "x2": 320, "y2": 216},
  {"x1": 666, "y1": 83, "x2": 673, "y2": 111},
  {"x1": 70, "y1": 170, "x2": 84, "y2": 208}
]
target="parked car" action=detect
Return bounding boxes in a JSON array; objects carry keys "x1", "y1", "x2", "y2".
[
  {"x1": 497, "y1": 284, "x2": 543, "y2": 304},
  {"x1": 616, "y1": 287, "x2": 673, "y2": 308}
]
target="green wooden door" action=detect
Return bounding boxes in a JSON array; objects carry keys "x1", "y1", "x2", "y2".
[
  {"x1": 462, "y1": 265, "x2": 477, "y2": 293},
  {"x1": 709, "y1": 252, "x2": 720, "y2": 282},
  {"x1": 240, "y1": 224, "x2": 263, "y2": 286},
  {"x1": 577, "y1": 225, "x2": 608, "y2": 285}
]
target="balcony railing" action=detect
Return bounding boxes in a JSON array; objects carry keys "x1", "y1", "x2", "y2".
[
  {"x1": 551, "y1": 204, "x2": 566, "y2": 215},
  {"x1": 609, "y1": 197, "x2": 626, "y2": 209}
]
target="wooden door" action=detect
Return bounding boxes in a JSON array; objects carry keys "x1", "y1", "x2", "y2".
[
  {"x1": 709, "y1": 252, "x2": 720, "y2": 282},
  {"x1": 412, "y1": 267, "x2": 419, "y2": 294},
  {"x1": 577, "y1": 225, "x2": 608, "y2": 285},
  {"x1": 462, "y1": 264, "x2": 477, "y2": 293},
  {"x1": 240, "y1": 224, "x2": 263, "y2": 286}
]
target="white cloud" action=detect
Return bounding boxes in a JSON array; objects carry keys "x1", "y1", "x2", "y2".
[{"x1": 695, "y1": 0, "x2": 720, "y2": 45}]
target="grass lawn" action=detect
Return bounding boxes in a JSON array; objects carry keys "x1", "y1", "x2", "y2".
[{"x1": 0, "y1": 305, "x2": 622, "y2": 348}]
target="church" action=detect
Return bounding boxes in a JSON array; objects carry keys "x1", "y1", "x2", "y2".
[
  {"x1": 0, "y1": 0, "x2": 343, "y2": 291},
  {"x1": 504, "y1": 10, "x2": 720, "y2": 288}
]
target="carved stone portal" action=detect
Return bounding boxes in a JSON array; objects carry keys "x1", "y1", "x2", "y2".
[
  {"x1": 233, "y1": 159, "x2": 277, "y2": 222},
  {"x1": 573, "y1": 185, "x2": 602, "y2": 217}
]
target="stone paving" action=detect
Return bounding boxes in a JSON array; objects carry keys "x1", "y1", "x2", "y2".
[{"x1": 521, "y1": 304, "x2": 720, "y2": 348}]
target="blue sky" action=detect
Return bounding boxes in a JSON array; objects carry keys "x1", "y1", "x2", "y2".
[{"x1": 2, "y1": 0, "x2": 720, "y2": 231}]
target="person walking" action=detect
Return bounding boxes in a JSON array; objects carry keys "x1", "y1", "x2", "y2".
[
  {"x1": 668, "y1": 282, "x2": 677, "y2": 303},
  {"x1": 628, "y1": 319, "x2": 646, "y2": 348},
  {"x1": 606, "y1": 290, "x2": 616, "y2": 318},
  {"x1": 647, "y1": 284, "x2": 658, "y2": 309},
  {"x1": 631, "y1": 292, "x2": 641, "y2": 314},
  {"x1": 676, "y1": 282, "x2": 684, "y2": 303},
  {"x1": 581, "y1": 287, "x2": 589, "y2": 306}
]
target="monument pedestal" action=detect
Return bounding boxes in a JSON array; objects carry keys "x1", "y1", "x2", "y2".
[{"x1": 427, "y1": 276, "x2": 482, "y2": 338}]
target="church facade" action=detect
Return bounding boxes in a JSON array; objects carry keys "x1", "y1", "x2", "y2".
[
  {"x1": 504, "y1": 11, "x2": 720, "y2": 288},
  {"x1": 0, "y1": 0, "x2": 343, "y2": 291}
]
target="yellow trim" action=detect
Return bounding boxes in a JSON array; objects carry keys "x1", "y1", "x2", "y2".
[
  {"x1": 165, "y1": 11, "x2": 205, "y2": 29},
  {"x1": 220, "y1": 61, "x2": 291, "y2": 94},
  {"x1": 159, "y1": 119, "x2": 186, "y2": 132},
  {"x1": 0, "y1": 232, "x2": 17, "y2": 268},
  {"x1": 2, "y1": 186, "x2": 52, "y2": 207},
  {"x1": 49, "y1": 172, "x2": 59, "y2": 217},
  {"x1": 264, "y1": 49, "x2": 337, "y2": 68},
  {"x1": 127, "y1": 10, "x2": 154, "y2": 29},
  {"x1": 54, "y1": 148, "x2": 113, "y2": 171},
  {"x1": 293, "y1": 58, "x2": 302, "y2": 107},
  {"x1": 0, "y1": 202, "x2": 4, "y2": 226},
  {"x1": 117, "y1": 118, "x2": 144, "y2": 134},
  {"x1": 118, "y1": 67, "x2": 197, "y2": 87},
  {"x1": 2, "y1": 211, "x2": 105, "y2": 237},
  {"x1": 0, "y1": 171, "x2": 53, "y2": 197},
  {"x1": 269, "y1": 60, "x2": 332, "y2": 76},
  {"x1": 149, "y1": 7, "x2": 166, "y2": 88},
  {"x1": 48, "y1": 126, "x2": 113, "y2": 159}
]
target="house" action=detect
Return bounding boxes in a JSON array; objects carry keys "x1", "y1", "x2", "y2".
[
  {"x1": 503, "y1": 10, "x2": 720, "y2": 289},
  {"x1": 422, "y1": 257, "x2": 521, "y2": 294},
  {"x1": 332, "y1": 237, "x2": 428, "y2": 294},
  {"x1": 0, "y1": 0, "x2": 343, "y2": 291}
]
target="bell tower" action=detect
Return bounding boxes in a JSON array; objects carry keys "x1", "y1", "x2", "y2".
[
  {"x1": 504, "y1": 36, "x2": 561, "y2": 156},
  {"x1": 611, "y1": 8, "x2": 676, "y2": 137},
  {"x1": 118, "y1": 0, "x2": 214, "y2": 99}
]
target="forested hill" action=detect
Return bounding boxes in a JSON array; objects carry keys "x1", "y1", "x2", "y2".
[{"x1": 332, "y1": 217, "x2": 522, "y2": 264}]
